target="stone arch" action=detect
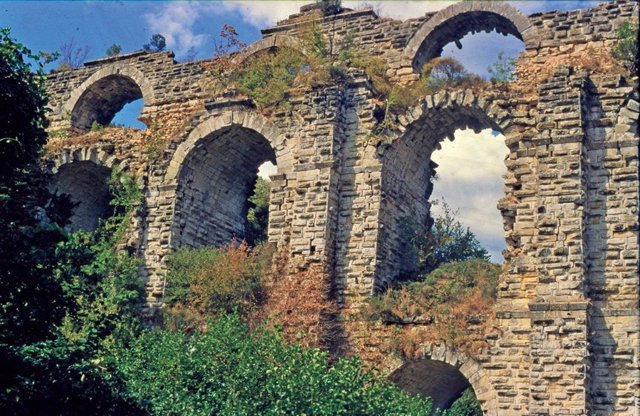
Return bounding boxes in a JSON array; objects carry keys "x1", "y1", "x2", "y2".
[
  {"x1": 403, "y1": 2, "x2": 535, "y2": 71},
  {"x1": 231, "y1": 34, "x2": 306, "y2": 66},
  {"x1": 389, "y1": 343, "x2": 497, "y2": 415},
  {"x1": 376, "y1": 89, "x2": 514, "y2": 289},
  {"x1": 64, "y1": 64, "x2": 155, "y2": 132},
  {"x1": 166, "y1": 109, "x2": 288, "y2": 248},
  {"x1": 47, "y1": 147, "x2": 124, "y2": 232}
]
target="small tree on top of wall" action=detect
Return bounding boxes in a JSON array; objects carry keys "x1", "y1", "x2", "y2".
[
  {"x1": 143, "y1": 34, "x2": 166, "y2": 52},
  {"x1": 611, "y1": 20, "x2": 638, "y2": 75}
]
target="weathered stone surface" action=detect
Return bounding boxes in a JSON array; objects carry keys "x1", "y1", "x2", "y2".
[{"x1": 43, "y1": 1, "x2": 638, "y2": 414}]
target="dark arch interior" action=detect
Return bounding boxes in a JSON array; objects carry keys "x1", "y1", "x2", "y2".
[
  {"x1": 71, "y1": 75, "x2": 143, "y2": 132},
  {"x1": 413, "y1": 11, "x2": 523, "y2": 71},
  {"x1": 378, "y1": 106, "x2": 501, "y2": 288},
  {"x1": 172, "y1": 126, "x2": 276, "y2": 248},
  {"x1": 49, "y1": 161, "x2": 112, "y2": 232},
  {"x1": 389, "y1": 360, "x2": 473, "y2": 411}
]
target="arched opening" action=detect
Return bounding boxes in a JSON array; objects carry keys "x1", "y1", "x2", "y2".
[
  {"x1": 378, "y1": 97, "x2": 509, "y2": 289},
  {"x1": 429, "y1": 129, "x2": 508, "y2": 263},
  {"x1": 111, "y1": 98, "x2": 145, "y2": 129},
  {"x1": 389, "y1": 359, "x2": 478, "y2": 412},
  {"x1": 406, "y1": 3, "x2": 532, "y2": 73},
  {"x1": 439, "y1": 30, "x2": 523, "y2": 80},
  {"x1": 71, "y1": 74, "x2": 144, "y2": 132},
  {"x1": 49, "y1": 161, "x2": 112, "y2": 232},
  {"x1": 172, "y1": 125, "x2": 277, "y2": 248}
]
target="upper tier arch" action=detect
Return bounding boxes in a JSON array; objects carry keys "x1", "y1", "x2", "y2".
[
  {"x1": 64, "y1": 64, "x2": 156, "y2": 132},
  {"x1": 403, "y1": 1, "x2": 535, "y2": 71}
]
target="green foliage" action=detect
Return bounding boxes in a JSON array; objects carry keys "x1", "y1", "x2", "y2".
[
  {"x1": 421, "y1": 259, "x2": 499, "y2": 303},
  {"x1": 441, "y1": 388, "x2": 483, "y2": 416},
  {"x1": 115, "y1": 314, "x2": 433, "y2": 416},
  {"x1": 234, "y1": 48, "x2": 308, "y2": 108},
  {"x1": 91, "y1": 120, "x2": 104, "y2": 131},
  {"x1": 164, "y1": 242, "x2": 267, "y2": 319},
  {"x1": 381, "y1": 57, "x2": 485, "y2": 129},
  {"x1": 217, "y1": 24, "x2": 378, "y2": 109},
  {"x1": 0, "y1": 27, "x2": 50, "y2": 180},
  {"x1": 611, "y1": 20, "x2": 638, "y2": 75},
  {"x1": 487, "y1": 51, "x2": 516, "y2": 83},
  {"x1": 246, "y1": 177, "x2": 270, "y2": 245},
  {"x1": 106, "y1": 43, "x2": 122, "y2": 57},
  {"x1": 0, "y1": 27, "x2": 66, "y2": 349},
  {"x1": 0, "y1": 116, "x2": 145, "y2": 415},
  {"x1": 143, "y1": 34, "x2": 166, "y2": 52},
  {"x1": 409, "y1": 200, "x2": 490, "y2": 278}
]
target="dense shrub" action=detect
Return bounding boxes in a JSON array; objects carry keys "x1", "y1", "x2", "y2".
[
  {"x1": 115, "y1": 314, "x2": 433, "y2": 416},
  {"x1": 234, "y1": 48, "x2": 309, "y2": 108},
  {"x1": 1, "y1": 168, "x2": 145, "y2": 415},
  {"x1": 442, "y1": 388, "x2": 483, "y2": 416},
  {"x1": 164, "y1": 242, "x2": 272, "y2": 324}
]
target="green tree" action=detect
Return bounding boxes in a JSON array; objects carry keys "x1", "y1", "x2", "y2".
[
  {"x1": 143, "y1": 34, "x2": 166, "y2": 52},
  {"x1": 411, "y1": 200, "x2": 490, "y2": 277},
  {"x1": 1, "y1": 166, "x2": 145, "y2": 415},
  {"x1": 487, "y1": 51, "x2": 516, "y2": 83},
  {"x1": 611, "y1": 20, "x2": 638, "y2": 75},
  {"x1": 246, "y1": 177, "x2": 270, "y2": 245},
  {"x1": 422, "y1": 57, "x2": 484, "y2": 92},
  {"x1": 0, "y1": 26, "x2": 66, "y2": 347},
  {"x1": 106, "y1": 43, "x2": 122, "y2": 57}
]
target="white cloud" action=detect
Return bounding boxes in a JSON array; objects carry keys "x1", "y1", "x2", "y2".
[
  {"x1": 144, "y1": 2, "x2": 214, "y2": 55},
  {"x1": 218, "y1": 1, "x2": 307, "y2": 28},
  {"x1": 343, "y1": 1, "x2": 456, "y2": 20},
  {"x1": 216, "y1": 1, "x2": 455, "y2": 29},
  {"x1": 210, "y1": 1, "x2": 604, "y2": 34}
]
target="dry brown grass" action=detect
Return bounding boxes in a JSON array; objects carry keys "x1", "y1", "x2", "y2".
[{"x1": 358, "y1": 260, "x2": 500, "y2": 358}]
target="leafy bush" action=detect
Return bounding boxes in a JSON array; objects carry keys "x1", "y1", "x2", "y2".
[
  {"x1": 611, "y1": 20, "x2": 638, "y2": 75},
  {"x1": 2, "y1": 168, "x2": 145, "y2": 415},
  {"x1": 246, "y1": 177, "x2": 270, "y2": 245},
  {"x1": 234, "y1": 48, "x2": 309, "y2": 108},
  {"x1": 441, "y1": 388, "x2": 483, "y2": 416},
  {"x1": 164, "y1": 242, "x2": 271, "y2": 323},
  {"x1": 0, "y1": 27, "x2": 50, "y2": 180},
  {"x1": 380, "y1": 57, "x2": 486, "y2": 127},
  {"x1": 115, "y1": 314, "x2": 433, "y2": 416}
]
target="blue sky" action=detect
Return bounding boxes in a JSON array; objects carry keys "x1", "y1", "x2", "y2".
[
  {"x1": 0, "y1": 0, "x2": 605, "y2": 261},
  {"x1": 1, "y1": 1, "x2": 603, "y2": 69}
]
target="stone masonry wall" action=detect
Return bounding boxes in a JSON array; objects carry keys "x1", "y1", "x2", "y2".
[{"x1": 44, "y1": 1, "x2": 638, "y2": 414}]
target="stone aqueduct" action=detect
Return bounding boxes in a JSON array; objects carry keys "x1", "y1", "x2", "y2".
[{"x1": 44, "y1": 1, "x2": 638, "y2": 415}]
